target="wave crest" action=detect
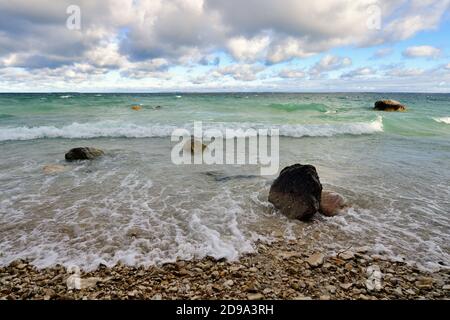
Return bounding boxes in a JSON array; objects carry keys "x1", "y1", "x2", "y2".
[
  {"x1": 433, "y1": 117, "x2": 450, "y2": 124},
  {"x1": 0, "y1": 117, "x2": 383, "y2": 141}
]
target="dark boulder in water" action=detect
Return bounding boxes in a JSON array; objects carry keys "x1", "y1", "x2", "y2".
[
  {"x1": 65, "y1": 147, "x2": 104, "y2": 161},
  {"x1": 374, "y1": 100, "x2": 406, "y2": 112},
  {"x1": 268, "y1": 164, "x2": 322, "y2": 221},
  {"x1": 319, "y1": 191, "x2": 347, "y2": 217}
]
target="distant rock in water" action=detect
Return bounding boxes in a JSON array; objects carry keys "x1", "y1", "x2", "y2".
[
  {"x1": 65, "y1": 147, "x2": 104, "y2": 161},
  {"x1": 43, "y1": 164, "x2": 67, "y2": 174},
  {"x1": 319, "y1": 191, "x2": 347, "y2": 217},
  {"x1": 374, "y1": 100, "x2": 406, "y2": 112},
  {"x1": 268, "y1": 164, "x2": 322, "y2": 221}
]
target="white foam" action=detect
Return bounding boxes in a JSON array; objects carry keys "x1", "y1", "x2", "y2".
[
  {"x1": 0, "y1": 168, "x2": 258, "y2": 270},
  {"x1": 433, "y1": 117, "x2": 450, "y2": 124},
  {"x1": 0, "y1": 117, "x2": 383, "y2": 141},
  {"x1": 0, "y1": 121, "x2": 177, "y2": 141},
  {"x1": 279, "y1": 116, "x2": 383, "y2": 137}
]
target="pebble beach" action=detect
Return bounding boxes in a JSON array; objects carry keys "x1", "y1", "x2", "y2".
[{"x1": 2, "y1": 238, "x2": 449, "y2": 300}]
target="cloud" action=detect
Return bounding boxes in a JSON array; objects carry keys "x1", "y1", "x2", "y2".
[
  {"x1": 85, "y1": 42, "x2": 128, "y2": 69},
  {"x1": 210, "y1": 64, "x2": 266, "y2": 81},
  {"x1": 341, "y1": 67, "x2": 376, "y2": 78},
  {"x1": 4, "y1": 0, "x2": 448, "y2": 67},
  {"x1": 382, "y1": 0, "x2": 450, "y2": 41},
  {"x1": 226, "y1": 35, "x2": 270, "y2": 62},
  {"x1": 372, "y1": 48, "x2": 393, "y2": 59},
  {"x1": 278, "y1": 68, "x2": 306, "y2": 79},
  {"x1": 266, "y1": 37, "x2": 318, "y2": 64},
  {"x1": 119, "y1": 58, "x2": 170, "y2": 79},
  {"x1": 0, "y1": 0, "x2": 450, "y2": 90},
  {"x1": 199, "y1": 54, "x2": 220, "y2": 66},
  {"x1": 386, "y1": 67, "x2": 425, "y2": 77},
  {"x1": 309, "y1": 55, "x2": 352, "y2": 77},
  {"x1": 0, "y1": 1, "x2": 132, "y2": 64},
  {"x1": 402, "y1": 45, "x2": 442, "y2": 58}
]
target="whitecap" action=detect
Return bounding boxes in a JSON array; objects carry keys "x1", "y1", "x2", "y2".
[
  {"x1": 433, "y1": 117, "x2": 450, "y2": 124},
  {"x1": 0, "y1": 117, "x2": 383, "y2": 141}
]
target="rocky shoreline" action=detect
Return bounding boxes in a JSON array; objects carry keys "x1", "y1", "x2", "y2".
[{"x1": 1, "y1": 237, "x2": 449, "y2": 300}]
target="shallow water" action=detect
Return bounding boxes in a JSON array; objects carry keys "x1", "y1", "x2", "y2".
[{"x1": 0, "y1": 93, "x2": 449, "y2": 271}]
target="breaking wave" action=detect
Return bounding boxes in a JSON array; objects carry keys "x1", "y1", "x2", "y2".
[
  {"x1": 0, "y1": 117, "x2": 383, "y2": 141},
  {"x1": 433, "y1": 117, "x2": 450, "y2": 124}
]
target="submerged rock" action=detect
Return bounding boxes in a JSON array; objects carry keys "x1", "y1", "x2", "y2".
[
  {"x1": 43, "y1": 164, "x2": 67, "y2": 174},
  {"x1": 204, "y1": 171, "x2": 259, "y2": 182},
  {"x1": 319, "y1": 191, "x2": 347, "y2": 216},
  {"x1": 184, "y1": 137, "x2": 207, "y2": 154},
  {"x1": 374, "y1": 100, "x2": 406, "y2": 112},
  {"x1": 65, "y1": 147, "x2": 104, "y2": 161},
  {"x1": 268, "y1": 164, "x2": 322, "y2": 220}
]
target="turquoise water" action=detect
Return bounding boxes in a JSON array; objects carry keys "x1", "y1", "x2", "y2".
[{"x1": 0, "y1": 93, "x2": 449, "y2": 270}]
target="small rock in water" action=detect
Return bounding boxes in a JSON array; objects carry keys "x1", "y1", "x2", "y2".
[
  {"x1": 306, "y1": 252, "x2": 325, "y2": 267},
  {"x1": 65, "y1": 147, "x2": 104, "y2": 161},
  {"x1": 319, "y1": 191, "x2": 347, "y2": 216}
]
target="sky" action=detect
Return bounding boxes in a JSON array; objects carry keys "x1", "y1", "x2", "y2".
[{"x1": 0, "y1": 0, "x2": 450, "y2": 92}]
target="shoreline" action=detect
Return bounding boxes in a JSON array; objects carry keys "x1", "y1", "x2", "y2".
[{"x1": 1, "y1": 238, "x2": 449, "y2": 300}]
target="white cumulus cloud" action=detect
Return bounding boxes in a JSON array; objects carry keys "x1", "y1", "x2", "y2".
[{"x1": 402, "y1": 46, "x2": 442, "y2": 58}]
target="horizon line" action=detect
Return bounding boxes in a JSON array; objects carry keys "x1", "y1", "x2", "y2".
[{"x1": 1, "y1": 91, "x2": 450, "y2": 94}]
